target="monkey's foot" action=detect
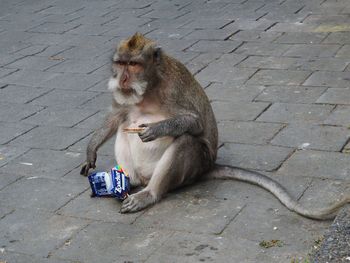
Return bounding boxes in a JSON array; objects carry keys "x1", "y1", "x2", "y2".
[{"x1": 120, "y1": 190, "x2": 156, "y2": 213}]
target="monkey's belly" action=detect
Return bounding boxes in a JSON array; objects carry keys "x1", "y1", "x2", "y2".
[{"x1": 114, "y1": 124, "x2": 174, "y2": 185}]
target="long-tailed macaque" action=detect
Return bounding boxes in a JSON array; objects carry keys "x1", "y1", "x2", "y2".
[{"x1": 81, "y1": 32, "x2": 349, "y2": 219}]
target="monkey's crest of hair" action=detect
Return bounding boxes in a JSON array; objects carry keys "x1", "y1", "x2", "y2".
[{"x1": 118, "y1": 32, "x2": 155, "y2": 56}]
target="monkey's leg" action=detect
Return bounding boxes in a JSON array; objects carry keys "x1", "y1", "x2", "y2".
[{"x1": 120, "y1": 135, "x2": 207, "y2": 213}]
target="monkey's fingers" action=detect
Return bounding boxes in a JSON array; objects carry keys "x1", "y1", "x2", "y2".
[
  {"x1": 80, "y1": 162, "x2": 95, "y2": 176},
  {"x1": 139, "y1": 129, "x2": 156, "y2": 142}
]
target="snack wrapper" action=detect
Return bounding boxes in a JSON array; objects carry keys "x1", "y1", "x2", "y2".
[{"x1": 88, "y1": 165, "x2": 130, "y2": 200}]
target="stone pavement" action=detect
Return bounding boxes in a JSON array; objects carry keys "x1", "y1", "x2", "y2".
[{"x1": 0, "y1": 0, "x2": 349, "y2": 262}]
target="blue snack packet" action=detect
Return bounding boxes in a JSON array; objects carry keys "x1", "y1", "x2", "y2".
[{"x1": 88, "y1": 165, "x2": 130, "y2": 200}]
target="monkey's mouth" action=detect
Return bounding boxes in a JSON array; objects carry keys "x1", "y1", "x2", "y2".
[{"x1": 120, "y1": 87, "x2": 134, "y2": 95}]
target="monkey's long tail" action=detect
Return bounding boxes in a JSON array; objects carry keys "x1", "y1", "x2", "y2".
[{"x1": 204, "y1": 164, "x2": 350, "y2": 220}]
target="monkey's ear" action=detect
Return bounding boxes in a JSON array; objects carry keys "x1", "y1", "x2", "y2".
[{"x1": 154, "y1": 46, "x2": 162, "y2": 64}]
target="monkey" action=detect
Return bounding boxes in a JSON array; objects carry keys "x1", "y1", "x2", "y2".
[{"x1": 80, "y1": 32, "x2": 349, "y2": 220}]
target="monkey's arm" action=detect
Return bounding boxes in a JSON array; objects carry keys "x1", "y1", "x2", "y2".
[
  {"x1": 139, "y1": 113, "x2": 203, "y2": 142},
  {"x1": 80, "y1": 109, "x2": 126, "y2": 176}
]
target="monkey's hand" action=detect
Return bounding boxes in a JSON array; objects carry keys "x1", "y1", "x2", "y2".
[
  {"x1": 138, "y1": 123, "x2": 163, "y2": 142},
  {"x1": 80, "y1": 150, "x2": 97, "y2": 176}
]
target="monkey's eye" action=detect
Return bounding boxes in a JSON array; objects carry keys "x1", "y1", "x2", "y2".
[
  {"x1": 114, "y1": 60, "x2": 127, "y2": 66},
  {"x1": 128, "y1": 61, "x2": 139, "y2": 66}
]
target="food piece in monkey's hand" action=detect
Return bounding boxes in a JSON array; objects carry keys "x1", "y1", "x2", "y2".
[
  {"x1": 123, "y1": 127, "x2": 145, "y2": 133},
  {"x1": 88, "y1": 165, "x2": 130, "y2": 200}
]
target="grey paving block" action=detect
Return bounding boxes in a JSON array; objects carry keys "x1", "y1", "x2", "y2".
[
  {"x1": 6, "y1": 56, "x2": 63, "y2": 70},
  {"x1": 283, "y1": 44, "x2": 341, "y2": 58},
  {"x1": 185, "y1": 52, "x2": 222, "y2": 74},
  {"x1": 234, "y1": 42, "x2": 292, "y2": 56},
  {"x1": 274, "y1": 32, "x2": 328, "y2": 44},
  {"x1": 183, "y1": 29, "x2": 235, "y2": 40},
  {"x1": 303, "y1": 71, "x2": 350, "y2": 88},
  {"x1": 0, "y1": 251, "x2": 70, "y2": 263},
  {"x1": 0, "y1": 67, "x2": 17, "y2": 78},
  {"x1": 40, "y1": 73, "x2": 105, "y2": 90},
  {"x1": 257, "y1": 103, "x2": 333, "y2": 123},
  {"x1": 289, "y1": 57, "x2": 349, "y2": 71},
  {"x1": 205, "y1": 83, "x2": 264, "y2": 102},
  {"x1": 217, "y1": 143, "x2": 293, "y2": 171},
  {"x1": 54, "y1": 46, "x2": 111, "y2": 60},
  {"x1": 0, "y1": 148, "x2": 84, "y2": 178},
  {"x1": 246, "y1": 69, "x2": 311, "y2": 86},
  {"x1": 0, "y1": 85, "x2": 52, "y2": 103},
  {"x1": 0, "y1": 102, "x2": 44, "y2": 122},
  {"x1": 0, "y1": 209, "x2": 89, "y2": 257},
  {"x1": 0, "y1": 122, "x2": 35, "y2": 144},
  {"x1": 58, "y1": 189, "x2": 140, "y2": 224},
  {"x1": 211, "y1": 101, "x2": 270, "y2": 121},
  {"x1": 68, "y1": 134, "x2": 115, "y2": 156},
  {"x1": 52, "y1": 222, "x2": 173, "y2": 263},
  {"x1": 316, "y1": 88, "x2": 350, "y2": 105},
  {"x1": 187, "y1": 40, "x2": 242, "y2": 53},
  {"x1": 0, "y1": 145, "x2": 29, "y2": 167},
  {"x1": 196, "y1": 67, "x2": 256, "y2": 86},
  {"x1": 28, "y1": 89, "x2": 98, "y2": 108},
  {"x1": 0, "y1": 176, "x2": 88, "y2": 211},
  {"x1": 73, "y1": 110, "x2": 107, "y2": 130},
  {"x1": 255, "y1": 85, "x2": 327, "y2": 103},
  {"x1": 271, "y1": 124, "x2": 350, "y2": 151},
  {"x1": 0, "y1": 69, "x2": 60, "y2": 86},
  {"x1": 46, "y1": 58, "x2": 107, "y2": 74},
  {"x1": 323, "y1": 106, "x2": 350, "y2": 126},
  {"x1": 299, "y1": 178, "x2": 350, "y2": 214},
  {"x1": 217, "y1": 121, "x2": 283, "y2": 145},
  {"x1": 229, "y1": 30, "x2": 282, "y2": 43},
  {"x1": 22, "y1": 107, "x2": 98, "y2": 127},
  {"x1": 27, "y1": 21, "x2": 81, "y2": 34},
  {"x1": 145, "y1": 232, "x2": 261, "y2": 263},
  {"x1": 323, "y1": 32, "x2": 350, "y2": 44},
  {"x1": 183, "y1": 18, "x2": 234, "y2": 29},
  {"x1": 79, "y1": 92, "x2": 112, "y2": 110},
  {"x1": 277, "y1": 150, "x2": 350, "y2": 180},
  {"x1": 133, "y1": 189, "x2": 243, "y2": 234},
  {"x1": 0, "y1": 172, "x2": 22, "y2": 190},
  {"x1": 268, "y1": 22, "x2": 317, "y2": 32},
  {"x1": 0, "y1": 53, "x2": 23, "y2": 67},
  {"x1": 336, "y1": 44, "x2": 350, "y2": 58},
  {"x1": 9, "y1": 126, "x2": 91, "y2": 150},
  {"x1": 238, "y1": 56, "x2": 299, "y2": 70}
]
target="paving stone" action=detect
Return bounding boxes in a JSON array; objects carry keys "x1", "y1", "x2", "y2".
[
  {"x1": 133, "y1": 189, "x2": 243, "y2": 234},
  {"x1": 0, "y1": 172, "x2": 22, "y2": 190},
  {"x1": 229, "y1": 30, "x2": 282, "y2": 43},
  {"x1": 237, "y1": 56, "x2": 300, "y2": 69},
  {"x1": 335, "y1": 44, "x2": 350, "y2": 58},
  {"x1": 146, "y1": 28, "x2": 194, "y2": 40},
  {"x1": 187, "y1": 40, "x2": 242, "y2": 53},
  {"x1": 274, "y1": 32, "x2": 328, "y2": 44},
  {"x1": 52, "y1": 222, "x2": 173, "y2": 263},
  {"x1": 184, "y1": 29, "x2": 235, "y2": 40},
  {"x1": 323, "y1": 106, "x2": 350, "y2": 126},
  {"x1": 79, "y1": 92, "x2": 113, "y2": 110},
  {"x1": 277, "y1": 150, "x2": 350, "y2": 180},
  {"x1": 211, "y1": 101, "x2": 270, "y2": 121},
  {"x1": 0, "y1": 102, "x2": 44, "y2": 122},
  {"x1": 27, "y1": 21, "x2": 81, "y2": 34},
  {"x1": 283, "y1": 44, "x2": 341, "y2": 58},
  {"x1": 24, "y1": 33, "x2": 69, "y2": 45},
  {"x1": 268, "y1": 22, "x2": 318, "y2": 32},
  {"x1": 68, "y1": 134, "x2": 115, "y2": 156},
  {"x1": 0, "y1": 148, "x2": 84, "y2": 178},
  {"x1": 217, "y1": 143, "x2": 293, "y2": 171},
  {"x1": 58, "y1": 189, "x2": 140, "y2": 224},
  {"x1": 234, "y1": 42, "x2": 292, "y2": 56},
  {"x1": 0, "y1": 53, "x2": 23, "y2": 67},
  {"x1": 46, "y1": 58, "x2": 107, "y2": 74},
  {"x1": 303, "y1": 71, "x2": 350, "y2": 88},
  {"x1": 255, "y1": 85, "x2": 327, "y2": 103},
  {"x1": 0, "y1": 251, "x2": 70, "y2": 263},
  {"x1": 185, "y1": 52, "x2": 222, "y2": 74},
  {"x1": 9, "y1": 126, "x2": 91, "y2": 150},
  {"x1": 257, "y1": 103, "x2": 333, "y2": 123},
  {"x1": 0, "y1": 69, "x2": 60, "y2": 86},
  {"x1": 6, "y1": 56, "x2": 63, "y2": 70},
  {"x1": 54, "y1": 46, "x2": 111, "y2": 60},
  {"x1": 299, "y1": 178, "x2": 350, "y2": 214},
  {"x1": 0, "y1": 67, "x2": 17, "y2": 78},
  {"x1": 28, "y1": 89, "x2": 98, "y2": 108},
  {"x1": 183, "y1": 18, "x2": 234, "y2": 29},
  {"x1": 323, "y1": 32, "x2": 350, "y2": 44},
  {"x1": 0, "y1": 145, "x2": 29, "y2": 168},
  {"x1": 0, "y1": 209, "x2": 89, "y2": 257},
  {"x1": 0, "y1": 85, "x2": 52, "y2": 103},
  {"x1": 0, "y1": 122, "x2": 35, "y2": 145},
  {"x1": 73, "y1": 110, "x2": 108, "y2": 130},
  {"x1": 64, "y1": 24, "x2": 114, "y2": 36},
  {"x1": 217, "y1": 121, "x2": 283, "y2": 145},
  {"x1": 271, "y1": 124, "x2": 350, "y2": 151},
  {"x1": 145, "y1": 232, "x2": 261, "y2": 263},
  {"x1": 40, "y1": 73, "x2": 105, "y2": 91},
  {"x1": 289, "y1": 57, "x2": 349, "y2": 71},
  {"x1": 0, "y1": 176, "x2": 87, "y2": 212},
  {"x1": 196, "y1": 67, "x2": 256, "y2": 86},
  {"x1": 247, "y1": 69, "x2": 311, "y2": 86},
  {"x1": 205, "y1": 83, "x2": 264, "y2": 102},
  {"x1": 316, "y1": 88, "x2": 350, "y2": 105}
]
